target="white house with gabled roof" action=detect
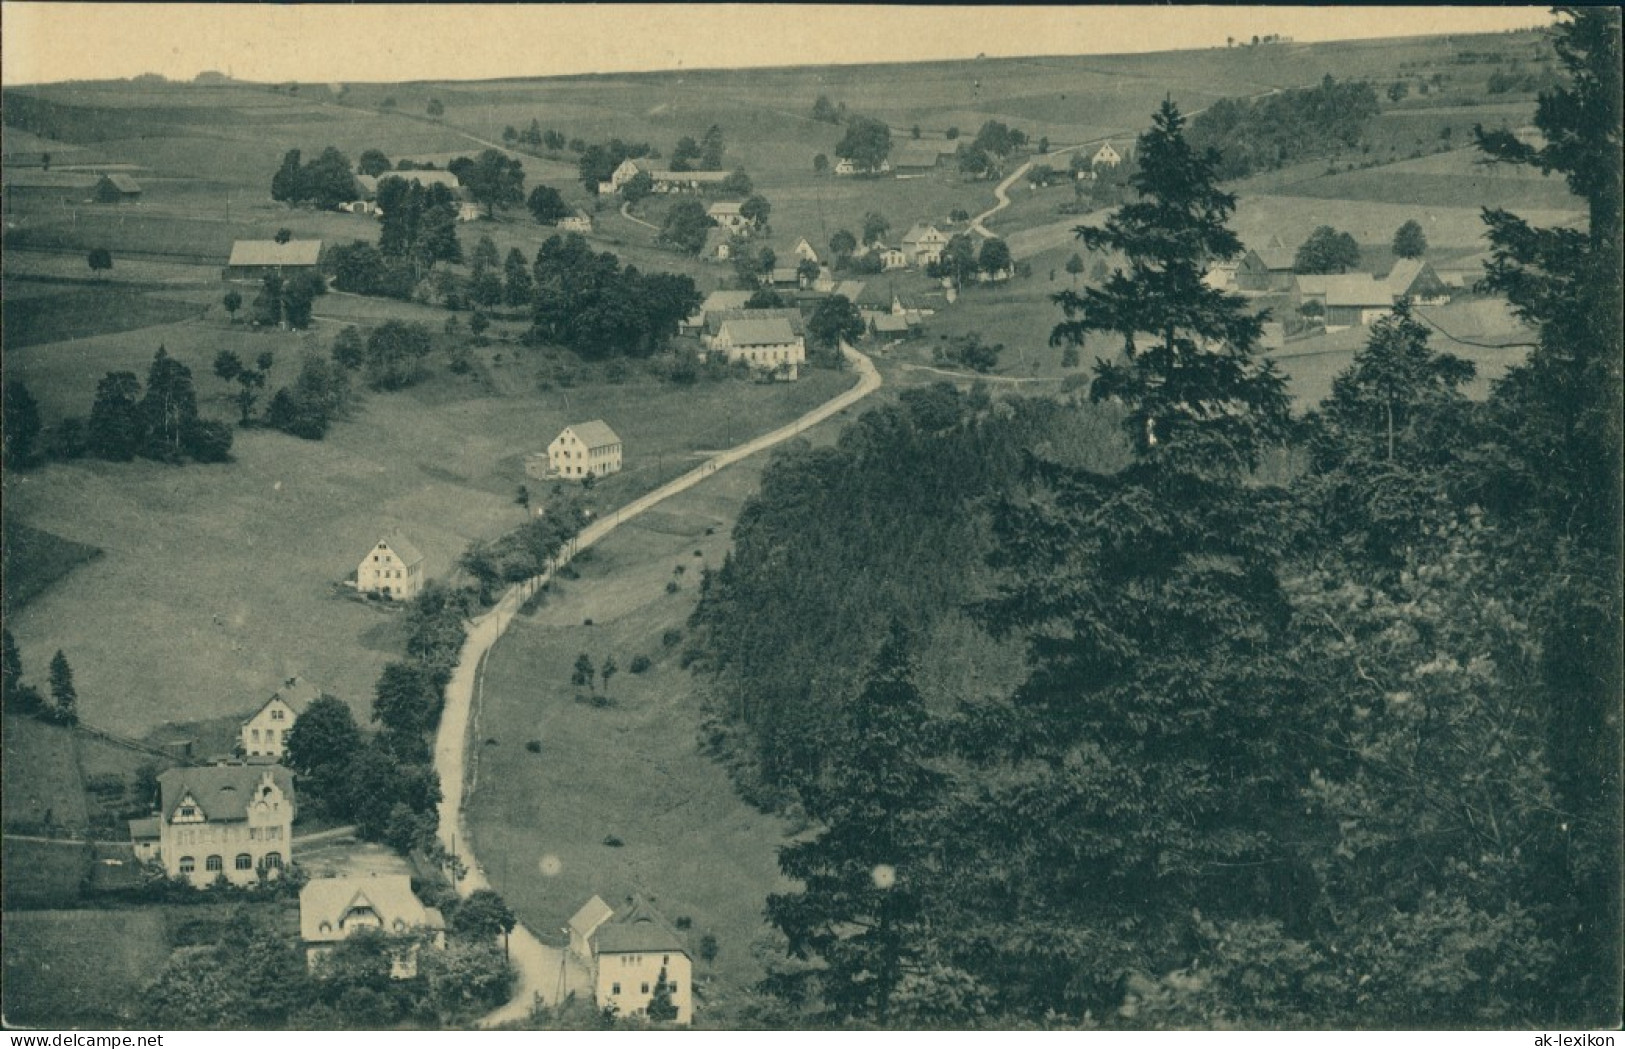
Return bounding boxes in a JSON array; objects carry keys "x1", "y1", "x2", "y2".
[
  {"x1": 155, "y1": 763, "x2": 295, "y2": 887},
  {"x1": 241, "y1": 676, "x2": 319, "y2": 760},
  {"x1": 301, "y1": 874, "x2": 446, "y2": 977},
  {"x1": 568, "y1": 895, "x2": 693, "y2": 1024},
  {"x1": 358, "y1": 533, "x2": 425, "y2": 601},
  {"x1": 1092, "y1": 142, "x2": 1123, "y2": 168},
  {"x1": 549, "y1": 421, "x2": 623, "y2": 479}
]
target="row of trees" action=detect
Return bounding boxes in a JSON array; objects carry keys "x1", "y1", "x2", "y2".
[
  {"x1": 1187, "y1": 74, "x2": 1382, "y2": 180},
  {"x1": 693, "y1": 12, "x2": 1621, "y2": 1026}
]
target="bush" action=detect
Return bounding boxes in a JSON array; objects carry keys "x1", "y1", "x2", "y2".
[
  {"x1": 665, "y1": 580, "x2": 679, "y2": 593},
  {"x1": 525, "y1": 740, "x2": 542, "y2": 754},
  {"x1": 602, "y1": 835, "x2": 624, "y2": 848},
  {"x1": 630, "y1": 655, "x2": 651, "y2": 674},
  {"x1": 662, "y1": 628, "x2": 683, "y2": 647}
]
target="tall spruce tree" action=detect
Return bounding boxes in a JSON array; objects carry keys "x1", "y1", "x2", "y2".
[
  {"x1": 957, "y1": 100, "x2": 1301, "y2": 1018},
  {"x1": 1471, "y1": 7, "x2": 1623, "y2": 1024},
  {"x1": 87, "y1": 371, "x2": 143, "y2": 461},
  {"x1": 764, "y1": 623, "x2": 945, "y2": 1025}
]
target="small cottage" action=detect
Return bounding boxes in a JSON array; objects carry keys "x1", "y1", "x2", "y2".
[
  {"x1": 357, "y1": 534, "x2": 426, "y2": 601},
  {"x1": 568, "y1": 896, "x2": 694, "y2": 1024},
  {"x1": 301, "y1": 874, "x2": 446, "y2": 977},
  {"x1": 549, "y1": 421, "x2": 623, "y2": 479}
]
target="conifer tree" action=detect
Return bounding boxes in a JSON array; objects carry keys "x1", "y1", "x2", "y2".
[
  {"x1": 48, "y1": 650, "x2": 77, "y2": 725},
  {"x1": 765, "y1": 623, "x2": 944, "y2": 1024}
]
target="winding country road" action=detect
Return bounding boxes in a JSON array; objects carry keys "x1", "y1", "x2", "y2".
[{"x1": 434, "y1": 342, "x2": 880, "y2": 1026}]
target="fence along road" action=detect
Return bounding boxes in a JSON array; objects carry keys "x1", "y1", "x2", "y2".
[{"x1": 432, "y1": 341, "x2": 881, "y2": 1025}]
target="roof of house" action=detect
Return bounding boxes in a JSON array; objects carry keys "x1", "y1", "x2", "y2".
[
  {"x1": 300, "y1": 874, "x2": 444, "y2": 943},
  {"x1": 227, "y1": 240, "x2": 322, "y2": 268},
  {"x1": 832, "y1": 280, "x2": 866, "y2": 301},
  {"x1": 706, "y1": 308, "x2": 805, "y2": 337},
  {"x1": 592, "y1": 898, "x2": 688, "y2": 956},
  {"x1": 892, "y1": 142, "x2": 954, "y2": 168},
  {"x1": 1247, "y1": 245, "x2": 1297, "y2": 271},
  {"x1": 562, "y1": 420, "x2": 621, "y2": 449},
  {"x1": 569, "y1": 895, "x2": 616, "y2": 940},
  {"x1": 1310, "y1": 274, "x2": 1397, "y2": 308},
  {"x1": 377, "y1": 532, "x2": 425, "y2": 567},
  {"x1": 242, "y1": 676, "x2": 321, "y2": 726},
  {"x1": 718, "y1": 316, "x2": 798, "y2": 347},
  {"x1": 900, "y1": 223, "x2": 946, "y2": 247},
  {"x1": 1260, "y1": 321, "x2": 1286, "y2": 351},
  {"x1": 700, "y1": 290, "x2": 755, "y2": 313},
  {"x1": 100, "y1": 173, "x2": 142, "y2": 193},
  {"x1": 159, "y1": 764, "x2": 295, "y2": 823},
  {"x1": 870, "y1": 313, "x2": 911, "y2": 333},
  {"x1": 1385, "y1": 257, "x2": 1446, "y2": 294},
  {"x1": 770, "y1": 266, "x2": 801, "y2": 284},
  {"x1": 648, "y1": 169, "x2": 731, "y2": 183},
  {"x1": 129, "y1": 816, "x2": 161, "y2": 840},
  {"x1": 707, "y1": 201, "x2": 743, "y2": 216}
]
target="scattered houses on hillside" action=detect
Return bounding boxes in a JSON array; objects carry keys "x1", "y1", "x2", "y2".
[
  {"x1": 602, "y1": 159, "x2": 731, "y2": 195},
  {"x1": 223, "y1": 239, "x2": 323, "y2": 282},
  {"x1": 241, "y1": 676, "x2": 319, "y2": 761},
  {"x1": 144, "y1": 763, "x2": 296, "y2": 887},
  {"x1": 549, "y1": 421, "x2": 624, "y2": 480},
  {"x1": 357, "y1": 533, "x2": 426, "y2": 601},
  {"x1": 567, "y1": 896, "x2": 694, "y2": 1025},
  {"x1": 94, "y1": 173, "x2": 142, "y2": 203},
  {"x1": 1294, "y1": 259, "x2": 1453, "y2": 332},
  {"x1": 301, "y1": 874, "x2": 447, "y2": 977},
  {"x1": 861, "y1": 241, "x2": 909, "y2": 270}
]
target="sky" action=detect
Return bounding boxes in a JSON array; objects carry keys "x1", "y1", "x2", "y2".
[{"x1": 2, "y1": 4, "x2": 1555, "y2": 87}]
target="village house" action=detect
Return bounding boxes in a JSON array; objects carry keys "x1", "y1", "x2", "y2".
[
  {"x1": 707, "y1": 201, "x2": 751, "y2": 233},
  {"x1": 94, "y1": 173, "x2": 141, "y2": 203},
  {"x1": 129, "y1": 817, "x2": 161, "y2": 863},
  {"x1": 647, "y1": 169, "x2": 731, "y2": 194},
  {"x1": 456, "y1": 201, "x2": 484, "y2": 223},
  {"x1": 790, "y1": 237, "x2": 820, "y2": 265},
  {"x1": 891, "y1": 141, "x2": 956, "y2": 173},
  {"x1": 1296, "y1": 274, "x2": 1398, "y2": 332},
  {"x1": 356, "y1": 533, "x2": 426, "y2": 601},
  {"x1": 1385, "y1": 257, "x2": 1452, "y2": 306},
  {"x1": 834, "y1": 157, "x2": 892, "y2": 177},
  {"x1": 900, "y1": 223, "x2": 950, "y2": 268},
  {"x1": 558, "y1": 212, "x2": 593, "y2": 234},
  {"x1": 701, "y1": 307, "x2": 805, "y2": 349},
  {"x1": 549, "y1": 420, "x2": 623, "y2": 479},
  {"x1": 709, "y1": 316, "x2": 805, "y2": 379},
  {"x1": 567, "y1": 896, "x2": 694, "y2": 1024},
  {"x1": 223, "y1": 239, "x2": 323, "y2": 282},
  {"x1": 768, "y1": 264, "x2": 804, "y2": 289},
  {"x1": 604, "y1": 158, "x2": 644, "y2": 195},
  {"x1": 301, "y1": 874, "x2": 447, "y2": 978},
  {"x1": 240, "y1": 676, "x2": 319, "y2": 761},
  {"x1": 862, "y1": 241, "x2": 908, "y2": 270},
  {"x1": 700, "y1": 228, "x2": 736, "y2": 263},
  {"x1": 1092, "y1": 142, "x2": 1123, "y2": 168},
  {"x1": 152, "y1": 763, "x2": 295, "y2": 887},
  {"x1": 1235, "y1": 239, "x2": 1297, "y2": 292}
]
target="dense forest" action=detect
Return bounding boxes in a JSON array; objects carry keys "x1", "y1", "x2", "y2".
[
  {"x1": 1187, "y1": 75, "x2": 1380, "y2": 180},
  {"x1": 689, "y1": 9, "x2": 1620, "y2": 1029}
]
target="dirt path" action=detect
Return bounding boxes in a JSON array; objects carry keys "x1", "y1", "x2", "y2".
[
  {"x1": 433, "y1": 343, "x2": 880, "y2": 1026},
  {"x1": 619, "y1": 200, "x2": 659, "y2": 230}
]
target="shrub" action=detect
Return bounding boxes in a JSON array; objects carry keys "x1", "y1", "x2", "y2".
[
  {"x1": 602, "y1": 835, "x2": 624, "y2": 848},
  {"x1": 630, "y1": 655, "x2": 651, "y2": 674},
  {"x1": 662, "y1": 628, "x2": 683, "y2": 647},
  {"x1": 674, "y1": 916, "x2": 693, "y2": 930},
  {"x1": 665, "y1": 580, "x2": 679, "y2": 593},
  {"x1": 525, "y1": 740, "x2": 542, "y2": 754}
]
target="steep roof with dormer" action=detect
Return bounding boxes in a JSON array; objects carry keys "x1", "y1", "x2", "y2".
[{"x1": 159, "y1": 764, "x2": 295, "y2": 824}]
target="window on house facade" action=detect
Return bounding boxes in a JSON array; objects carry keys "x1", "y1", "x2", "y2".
[
  {"x1": 180, "y1": 806, "x2": 196, "y2": 819},
  {"x1": 252, "y1": 729, "x2": 261, "y2": 742},
  {"x1": 271, "y1": 709, "x2": 284, "y2": 721},
  {"x1": 264, "y1": 852, "x2": 282, "y2": 868},
  {"x1": 179, "y1": 856, "x2": 196, "y2": 873},
  {"x1": 641, "y1": 983, "x2": 650, "y2": 994},
  {"x1": 612, "y1": 983, "x2": 621, "y2": 995},
  {"x1": 206, "y1": 855, "x2": 223, "y2": 872},
  {"x1": 235, "y1": 853, "x2": 253, "y2": 870}
]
